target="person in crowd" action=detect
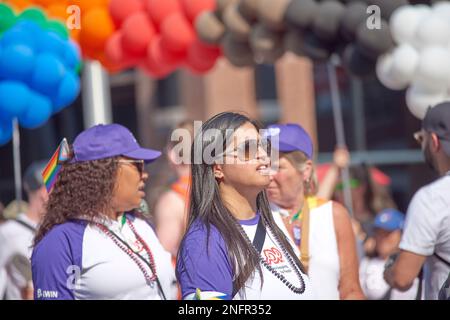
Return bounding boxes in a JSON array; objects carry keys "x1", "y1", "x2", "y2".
[
  {"x1": 177, "y1": 112, "x2": 314, "y2": 300},
  {"x1": 31, "y1": 124, "x2": 177, "y2": 300},
  {"x1": 154, "y1": 120, "x2": 193, "y2": 257},
  {"x1": 317, "y1": 148, "x2": 397, "y2": 259},
  {"x1": 360, "y1": 209, "x2": 418, "y2": 299},
  {"x1": 265, "y1": 123, "x2": 365, "y2": 300},
  {"x1": 384, "y1": 102, "x2": 450, "y2": 300},
  {"x1": 0, "y1": 161, "x2": 47, "y2": 300}
]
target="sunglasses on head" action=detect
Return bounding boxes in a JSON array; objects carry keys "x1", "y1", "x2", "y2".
[
  {"x1": 117, "y1": 159, "x2": 145, "y2": 176},
  {"x1": 223, "y1": 138, "x2": 272, "y2": 162}
]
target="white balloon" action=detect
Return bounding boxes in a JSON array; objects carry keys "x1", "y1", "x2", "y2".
[
  {"x1": 390, "y1": 6, "x2": 422, "y2": 45},
  {"x1": 390, "y1": 5, "x2": 433, "y2": 45},
  {"x1": 376, "y1": 53, "x2": 409, "y2": 90},
  {"x1": 390, "y1": 44, "x2": 419, "y2": 85},
  {"x1": 415, "y1": 14, "x2": 450, "y2": 48},
  {"x1": 406, "y1": 84, "x2": 447, "y2": 119},
  {"x1": 432, "y1": 2, "x2": 450, "y2": 20},
  {"x1": 414, "y1": 46, "x2": 450, "y2": 93}
]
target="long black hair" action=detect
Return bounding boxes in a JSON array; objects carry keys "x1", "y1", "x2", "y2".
[{"x1": 178, "y1": 112, "x2": 305, "y2": 295}]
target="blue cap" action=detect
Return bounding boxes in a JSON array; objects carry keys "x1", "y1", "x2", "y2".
[
  {"x1": 374, "y1": 209, "x2": 405, "y2": 231},
  {"x1": 265, "y1": 123, "x2": 313, "y2": 159},
  {"x1": 72, "y1": 124, "x2": 161, "y2": 163}
]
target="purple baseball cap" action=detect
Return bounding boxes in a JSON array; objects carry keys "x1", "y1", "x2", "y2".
[
  {"x1": 72, "y1": 124, "x2": 161, "y2": 163},
  {"x1": 266, "y1": 123, "x2": 313, "y2": 159}
]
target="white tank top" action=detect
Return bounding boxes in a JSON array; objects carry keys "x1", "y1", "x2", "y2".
[{"x1": 272, "y1": 201, "x2": 341, "y2": 299}]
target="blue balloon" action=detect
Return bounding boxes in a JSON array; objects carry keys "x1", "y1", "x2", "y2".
[
  {"x1": 0, "y1": 28, "x2": 36, "y2": 49},
  {"x1": 0, "y1": 81, "x2": 31, "y2": 119},
  {"x1": 19, "y1": 91, "x2": 52, "y2": 129},
  {"x1": 35, "y1": 31, "x2": 65, "y2": 58},
  {"x1": 63, "y1": 40, "x2": 81, "y2": 70},
  {"x1": 0, "y1": 119, "x2": 13, "y2": 146},
  {"x1": 53, "y1": 71, "x2": 80, "y2": 113},
  {"x1": 30, "y1": 53, "x2": 66, "y2": 96},
  {"x1": 0, "y1": 44, "x2": 35, "y2": 81}
]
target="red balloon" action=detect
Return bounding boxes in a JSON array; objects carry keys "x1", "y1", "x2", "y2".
[
  {"x1": 109, "y1": 0, "x2": 144, "y2": 28},
  {"x1": 142, "y1": 38, "x2": 177, "y2": 79},
  {"x1": 160, "y1": 12, "x2": 196, "y2": 53},
  {"x1": 122, "y1": 12, "x2": 156, "y2": 57},
  {"x1": 105, "y1": 31, "x2": 141, "y2": 69},
  {"x1": 145, "y1": 0, "x2": 182, "y2": 30},
  {"x1": 155, "y1": 37, "x2": 186, "y2": 67},
  {"x1": 179, "y1": 0, "x2": 216, "y2": 22},
  {"x1": 185, "y1": 40, "x2": 220, "y2": 74}
]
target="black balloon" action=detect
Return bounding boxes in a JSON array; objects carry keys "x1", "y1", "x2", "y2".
[
  {"x1": 340, "y1": 1, "x2": 368, "y2": 42},
  {"x1": 302, "y1": 31, "x2": 333, "y2": 61},
  {"x1": 342, "y1": 44, "x2": 376, "y2": 76},
  {"x1": 250, "y1": 24, "x2": 285, "y2": 63},
  {"x1": 356, "y1": 19, "x2": 394, "y2": 60},
  {"x1": 222, "y1": 33, "x2": 255, "y2": 67},
  {"x1": 313, "y1": 0, "x2": 346, "y2": 42},
  {"x1": 284, "y1": 0, "x2": 319, "y2": 29},
  {"x1": 284, "y1": 28, "x2": 306, "y2": 57},
  {"x1": 238, "y1": 0, "x2": 258, "y2": 21},
  {"x1": 223, "y1": 2, "x2": 252, "y2": 42}
]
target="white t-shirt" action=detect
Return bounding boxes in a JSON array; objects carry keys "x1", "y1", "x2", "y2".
[
  {"x1": 177, "y1": 213, "x2": 315, "y2": 300},
  {"x1": 0, "y1": 214, "x2": 37, "y2": 300},
  {"x1": 399, "y1": 174, "x2": 450, "y2": 300},
  {"x1": 31, "y1": 214, "x2": 177, "y2": 300},
  {"x1": 360, "y1": 257, "x2": 419, "y2": 300}
]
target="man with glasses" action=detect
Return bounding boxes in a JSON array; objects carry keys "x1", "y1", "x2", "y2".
[{"x1": 384, "y1": 102, "x2": 450, "y2": 300}]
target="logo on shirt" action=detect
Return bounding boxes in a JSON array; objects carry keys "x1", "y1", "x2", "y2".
[
  {"x1": 263, "y1": 247, "x2": 284, "y2": 265},
  {"x1": 36, "y1": 288, "x2": 58, "y2": 299}
]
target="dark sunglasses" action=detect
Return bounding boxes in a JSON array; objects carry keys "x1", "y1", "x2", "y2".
[
  {"x1": 117, "y1": 159, "x2": 145, "y2": 176},
  {"x1": 224, "y1": 138, "x2": 272, "y2": 161}
]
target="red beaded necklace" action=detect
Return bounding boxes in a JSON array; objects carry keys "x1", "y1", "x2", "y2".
[{"x1": 94, "y1": 218, "x2": 157, "y2": 284}]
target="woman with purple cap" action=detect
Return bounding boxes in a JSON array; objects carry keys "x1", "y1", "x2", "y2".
[
  {"x1": 31, "y1": 124, "x2": 177, "y2": 300},
  {"x1": 265, "y1": 123, "x2": 365, "y2": 300}
]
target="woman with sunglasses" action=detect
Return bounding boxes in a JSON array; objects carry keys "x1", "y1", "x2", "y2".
[
  {"x1": 31, "y1": 124, "x2": 177, "y2": 300},
  {"x1": 176, "y1": 112, "x2": 313, "y2": 300},
  {"x1": 266, "y1": 124, "x2": 365, "y2": 300}
]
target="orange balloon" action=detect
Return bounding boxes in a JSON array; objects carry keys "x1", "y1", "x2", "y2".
[
  {"x1": 34, "y1": 0, "x2": 61, "y2": 7},
  {"x1": 80, "y1": 7, "x2": 115, "y2": 51},
  {"x1": 70, "y1": 28, "x2": 81, "y2": 42},
  {"x1": 47, "y1": 3, "x2": 68, "y2": 21},
  {"x1": 8, "y1": 0, "x2": 33, "y2": 11},
  {"x1": 70, "y1": 0, "x2": 108, "y2": 12}
]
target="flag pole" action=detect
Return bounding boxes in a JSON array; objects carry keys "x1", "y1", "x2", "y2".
[
  {"x1": 12, "y1": 117, "x2": 22, "y2": 213},
  {"x1": 327, "y1": 54, "x2": 354, "y2": 217}
]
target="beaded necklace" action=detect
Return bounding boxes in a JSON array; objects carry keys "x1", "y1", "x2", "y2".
[
  {"x1": 235, "y1": 216, "x2": 306, "y2": 295},
  {"x1": 95, "y1": 218, "x2": 157, "y2": 284}
]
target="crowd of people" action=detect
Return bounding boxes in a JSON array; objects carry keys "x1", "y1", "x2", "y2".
[{"x1": 0, "y1": 101, "x2": 450, "y2": 300}]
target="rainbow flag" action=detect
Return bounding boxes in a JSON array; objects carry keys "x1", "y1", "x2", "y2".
[
  {"x1": 194, "y1": 288, "x2": 228, "y2": 300},
  {"x1": 42, "y1": 138, "x2": 70, "y2": 193}
]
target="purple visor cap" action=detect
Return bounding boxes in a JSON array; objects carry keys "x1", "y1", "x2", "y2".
[
  {"x1": 72, "y1": 124, "x2": 161, "y2": 163},
  {"x1": 265, "y1": 124, "x2": 313, "y2": 159}
]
